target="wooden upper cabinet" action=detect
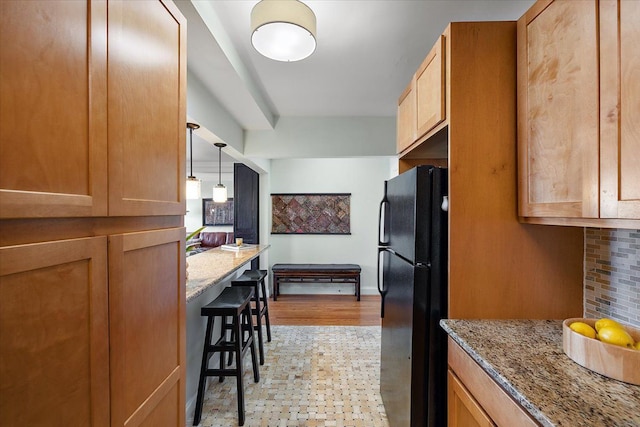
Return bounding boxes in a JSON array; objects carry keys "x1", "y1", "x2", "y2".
[
  {"x1": 396, "y1": 35, "x2": 446, "y2": 155},
  {"x1": 517, "y1": 0, "x2": 600, "y2": 219},
  {"x1": 0, "y1": 237, "x2": 109, "y2": 426},
  {"x1": 0, "y1": 1, "x2": 108, "y2": 218},
  {"x1": 396, "y1": 81, "x2": 416, "y2": 153},
  {"x1": 107, "y1": 0, "x2": 186, "y2": 216},
  {"x1": 518, "y1": 0, "x2": 640, "y2": 226},
  {"x1": 600, "y1": 0, "x2": 640, "y2": 219},
  {"x1": 0, "y1": 0, "x2": 186, "y2": 219},
  {"x1": 415, "y1": 35, "x2": 446, "y2": 140}
]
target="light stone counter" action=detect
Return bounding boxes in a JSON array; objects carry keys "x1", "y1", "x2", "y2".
[
  {"x1": 186, "y1": 244, "x2": 269, "y2": 303},
  {"x1": 441, "y1": 319, "x2": 640, "y2": 427}
]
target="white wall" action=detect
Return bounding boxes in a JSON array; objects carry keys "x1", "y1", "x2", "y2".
[
  {"x1": 245, "y1": 116, "x2": 396, "y2": 159},
  {"x1": 268, "y1": 157, "x2": 395, "y2": 296}
]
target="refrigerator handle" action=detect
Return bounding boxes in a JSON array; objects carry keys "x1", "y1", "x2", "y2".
[
  {"x1": 377, "y1": 247, "x2": 389, "y2": 318},
  {"x1": 378, "y1": 181, "x2": 389, "y2": 246}
]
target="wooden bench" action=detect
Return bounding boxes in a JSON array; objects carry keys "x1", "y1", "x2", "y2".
[{"x1": 271, "y1": 264, "x2": 361, "y2": 301}]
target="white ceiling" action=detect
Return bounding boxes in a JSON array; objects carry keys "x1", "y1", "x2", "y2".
[{"x1": 179, "y1": 0, "x2": 535, "y2": 167}]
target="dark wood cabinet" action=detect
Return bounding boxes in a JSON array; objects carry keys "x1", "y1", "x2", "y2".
[
  {"x1": 234, "y1": 163, "x2": 260, "y2": 269},
  {"x1": 234, "y1": 163, "x2": 260, "y2": 244}
]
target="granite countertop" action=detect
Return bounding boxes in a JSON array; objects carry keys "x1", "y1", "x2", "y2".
[
  {"x1": 440, "y1": 319, "x2": 640, "y2": 427},
  {"x1": 186, "y1": 244, "x2": 269, "y2": 303}
]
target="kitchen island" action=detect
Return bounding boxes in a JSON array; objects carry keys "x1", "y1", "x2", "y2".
[
  {"x1": 185, "y1": 244, "x2": 269, "y2": 420},
  {"x1": 441, "y1": 319, "x2": 640, "y2": 427}
]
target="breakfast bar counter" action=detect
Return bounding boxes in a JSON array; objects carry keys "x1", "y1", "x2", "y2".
[
  {"x1": 440, "y1": 319, "x2": 640, "y2": 427},
  {"x1": 186, "y1": 244, "x2": 269, "y2": 303},
  {"x1": 185, "y1": 244, "x2": 269, "y2": 419}
]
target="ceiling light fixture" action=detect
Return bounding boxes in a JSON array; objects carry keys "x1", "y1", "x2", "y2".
[
  {"x1": 213, "y1": 142, "x2": 228, "y2": 203},
  {"x1": 251, "y1": 0, "x2": 317, "y2": 62},
  {"x1": 186, "y1": 122, "x2": 201, "y2": 199}
]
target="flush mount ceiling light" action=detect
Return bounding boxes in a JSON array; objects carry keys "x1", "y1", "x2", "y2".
[
  {"x1": 251, "y1": 0, "x2": 317, "y2": 62},
  {"x1": 213, "y1": 142, "x2": 228, "y2": 203},
  {"x1": 186, "y1": 122, "x2": 201, "y2": 199}
]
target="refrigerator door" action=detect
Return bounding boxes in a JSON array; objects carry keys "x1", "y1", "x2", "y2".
[
  {"x1": 385, "y1": 166, "x2": 433, "y2": 264},
  {"x1": 426, "y1": 166, "x2": 448, "y2": 427},
  {"x1": 380, "y1": 249, "x2": 430, "y2": 427}
]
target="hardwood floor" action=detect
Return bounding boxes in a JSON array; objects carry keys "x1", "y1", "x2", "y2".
[{"x1": 267, "y1": 294, "x2": 382, "y2": 326}]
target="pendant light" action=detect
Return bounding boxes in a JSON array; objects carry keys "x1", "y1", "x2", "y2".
[
  {"x1": 186, "y1": 122, "x2": 201, "y2": 199},
  {"x1": 251, "y1": 0, "x2": 317, "y2": 62},
  {"x1": 213, "y1": 142, "x2": 228, "y2": 203}
]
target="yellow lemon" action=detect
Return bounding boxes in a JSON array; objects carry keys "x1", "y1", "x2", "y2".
[
  {"x1": 634, "y1": 341, "x2": 640, "y2": 351},
  {"x1": 569, "y1": 321, "x2": 597, "y2": 339},
  {"x1": 595, "y1": 318, "x2": 623, "y2": 332},
  {"x1": 597, "y1": 326, "x2": 635, "y2": 348}
]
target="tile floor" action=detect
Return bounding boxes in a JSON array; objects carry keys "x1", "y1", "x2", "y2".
[{"x1": 193, "y1": 325, "x2": 389, "y2": 427}]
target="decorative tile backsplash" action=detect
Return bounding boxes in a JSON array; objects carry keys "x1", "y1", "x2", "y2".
[{"x1": 584, "y1": 228, "x2": 640, "y2": 328}]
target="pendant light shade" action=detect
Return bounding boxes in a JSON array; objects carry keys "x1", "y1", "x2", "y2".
[
  {"x1": 213, "y1": 142, "x2": 228, "y2": 203},
  {"x1": 186, "y1": 122, "x2": 201, "y2": 199},
  {"x1": 251, "y1": 0, "x2": 317, "y2": 62},
  {"x1": 186, "y1": 177, "x2": 201, "y2": 200}
]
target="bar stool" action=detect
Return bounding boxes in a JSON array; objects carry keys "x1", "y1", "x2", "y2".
[
  {"x1": 231, "y1": 269, "x2": 272, "y2": 365},
  {"x1": 193, "y1": 286, "x2": 259, "y2": 426}
]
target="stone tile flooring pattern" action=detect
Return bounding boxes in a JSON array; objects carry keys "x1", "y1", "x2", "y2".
[{"x1": 194, "y1": 325, "x2": 389, "y2": 427}]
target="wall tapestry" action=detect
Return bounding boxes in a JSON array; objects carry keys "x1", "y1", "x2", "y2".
[
  {"x1": 202, "y1": 198, "x2": 234, "y2": 226},
  {"x1": 271, "y1": 193, "x2": 351, "y2": 234}
]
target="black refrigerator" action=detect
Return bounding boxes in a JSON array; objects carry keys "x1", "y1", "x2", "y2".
[{"x1": 377, "y1": 165, "x2": 448, "y2": 427}]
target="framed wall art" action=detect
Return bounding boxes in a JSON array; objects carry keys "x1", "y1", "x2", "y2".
[
  {"x1": 271, "y1": 193, "x2": 351, "y2": 235},
  {"x1": 202, "y1": 198, "x2": 234, "y2": 226}
]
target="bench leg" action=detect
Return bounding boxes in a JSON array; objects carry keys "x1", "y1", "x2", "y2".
[
  {"x1": 357, "y1": 275, "x2": 361, "y2": 301},
  {"x1": 273, "y1": 276, "x2": 278, "y2": 301}
]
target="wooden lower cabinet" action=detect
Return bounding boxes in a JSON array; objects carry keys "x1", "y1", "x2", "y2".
[
  {"x1": 448, "y1": 371, "x2": 495, "y2": 427},
  {"x1": 0, "y1": 237, "x2": 110, "y2": 426},
  {"x1": 0, "y1": 226, "x2": 186, "y2": 427},
  {"x1": 109, "y1": 228, "x2": 186, "y2": 427},
  {"x1": 448, "y1": 338, "x2": 538, "y2": 427}
]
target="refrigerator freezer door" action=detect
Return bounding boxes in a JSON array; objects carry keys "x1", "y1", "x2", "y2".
[
  {"x1": 380, "y1": 251, "x2": 430, "y2": 427},
  {"x1": 385, "y1": 166, "x2": 433, "y2": 264}
]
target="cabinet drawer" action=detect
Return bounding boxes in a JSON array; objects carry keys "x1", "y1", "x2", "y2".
[
  {"x1": 448, "y1": 338, "x2": 538, "y2": 427},
  {"x1": 449, "y1": 370, "x2": 495, "y2": 427}
]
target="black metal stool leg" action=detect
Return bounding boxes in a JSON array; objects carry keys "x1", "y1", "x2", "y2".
[
  {"x1": 260, "y1": 278, "x2": 272, "y2": 342},
  {"x1": 219, "y1": 315, "x2": 227, "y2": 382},
  {"x1": 193, "y1": 315, "x2": 214, "y2": 426},
  {"x1": 227, "y1": 315, "x2": 235, "y2": 367},
  {"x1": 244, "y1": 304, "x2": 260, "y2": 383},
  {"x1": 252, "y1": 282, "x2": 265, "y2": 365},
  {"x1": 234, "y1": 312, "x2": 245, "y2": 426}
]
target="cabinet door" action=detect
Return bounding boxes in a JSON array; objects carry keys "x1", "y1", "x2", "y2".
[
  {"x1": 415, "y1": 35, "x2": 446, "y2": 140},
  {"x1": 517, "y1": 0, "x2": 599, "y2": 218},
  {"x1": 108, "y1": 227, "x2": 185, "y2": 427},
  {"x1": 397, "y1": 81, "x2": 416, "y2": 153},
  {"x1": 107, "y1": 0, "x2": 186, "y2": 216},
  {"x1": 448, "y1": 371, "x2": 495, "y2": 427},
  {"x1": 600, "y1": 0, "x2": 640, "y2": 219},
  {"x1": 0, "y1": 237, "x2": 109, "y2": 426},
  {"x1": 0, "y1": 1, "x2": 108, "y2": 218}
]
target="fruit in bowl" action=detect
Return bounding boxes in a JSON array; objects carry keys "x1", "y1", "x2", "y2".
[
  {"x1": 569, "y1": 318, "x2": 637, "y2": 349},
  {"x1": 569, "y1": 321, "x2": 597, "y2": 339},
  {"x1": 563, "y1": 317, "x2": 640, "y2": 385},
  {"x1": 597, "y1": 325, "x2": 635, "y2": 348}
]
